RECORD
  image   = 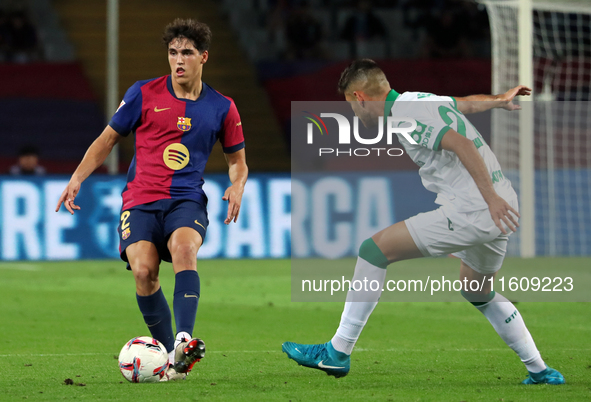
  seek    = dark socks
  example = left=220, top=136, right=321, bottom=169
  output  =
left=136, top=287, right=174, bottom=353
left=173, top=270, right=200, bottom=336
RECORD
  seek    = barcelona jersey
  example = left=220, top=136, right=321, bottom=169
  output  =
left=108, top=75, right=244, bottom=210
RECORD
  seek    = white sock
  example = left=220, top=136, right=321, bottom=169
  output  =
left=331, top=257, right=386, bottom=355
left=174, top=331, right=191, bottom=348
left=476, top=292, right=546, bottom=373
left=169, top=331, right=192, bottom=365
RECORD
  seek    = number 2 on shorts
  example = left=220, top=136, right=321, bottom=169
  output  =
left=121, top=211, right=131, bottom=230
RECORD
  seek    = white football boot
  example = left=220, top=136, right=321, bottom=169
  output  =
left=159, top=364, right=187, bottom=382
left=173, top=332, right=206, bottom=374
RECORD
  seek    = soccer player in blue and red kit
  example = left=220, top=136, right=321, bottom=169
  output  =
left=56, top=19, right=248, bottom=381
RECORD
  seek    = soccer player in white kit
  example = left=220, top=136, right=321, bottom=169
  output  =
left=282, top=59, right=565, bottom=385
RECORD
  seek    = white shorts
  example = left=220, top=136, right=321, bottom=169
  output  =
left=405, top=198, right=518, bottom=275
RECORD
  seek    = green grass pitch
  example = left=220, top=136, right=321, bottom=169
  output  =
left=0, top=258, right=590, bottom=401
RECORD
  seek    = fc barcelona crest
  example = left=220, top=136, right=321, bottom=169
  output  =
left=177, top=117, right=192, bottom=131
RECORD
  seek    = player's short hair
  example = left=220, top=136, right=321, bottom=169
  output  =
left=162, top=18, right=212, bottom=53
left=337, top=59, right=389, bottom=96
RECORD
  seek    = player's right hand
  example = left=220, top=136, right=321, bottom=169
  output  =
left=487, top=195, right=520, bottom=235
left=499, top=85, right=532, bottom=111
left=55, top=179, right=82, bottom=215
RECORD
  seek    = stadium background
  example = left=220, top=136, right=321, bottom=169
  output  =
left=0, top=0, right=499, bottom=261
left=1, top=1, right=590, bottom=400
left=1, top=0, right=588, bottom=259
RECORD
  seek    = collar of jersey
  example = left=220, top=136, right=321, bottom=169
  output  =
left=383, top=89, right=399, bottom=118
left=383, top=89, right=399, bottom=133
left=166, top=75, right=208, bottom=102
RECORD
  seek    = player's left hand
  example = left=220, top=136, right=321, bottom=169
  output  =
left=499, top=85, right=532, bottom=111
left=222, top=184, right=244, bottom=224
left=487, top=195, right=520, bottom=234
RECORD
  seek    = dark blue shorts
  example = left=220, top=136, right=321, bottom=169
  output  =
left=118, top=199, right=209, bottom=268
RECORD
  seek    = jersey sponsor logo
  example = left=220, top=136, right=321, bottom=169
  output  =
left=154, top=106, right=171, bottom=112
left=163, top=143, right=190, bottom=170
left=122, top=227, right=131, bottom=240
left=410, top=120, right=434, bottom=148
left=177, top=117, right=192, bottom=131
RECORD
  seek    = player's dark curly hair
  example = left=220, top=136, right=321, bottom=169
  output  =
left=162, top=18, right=212, bottom=53
left=337, top=59, right=385, bottom=95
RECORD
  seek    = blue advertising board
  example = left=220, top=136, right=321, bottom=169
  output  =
left=2, top=170, right=587, bottom=260
left=0, top=172, right=435, bottom=261
left=0, top=174, right=291, bottom=260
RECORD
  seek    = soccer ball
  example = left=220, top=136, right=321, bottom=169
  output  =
left=118, top=336, right=169, bottom=383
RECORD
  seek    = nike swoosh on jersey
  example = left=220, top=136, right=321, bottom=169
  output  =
left=318, top=360, right=345, bottom=369
left=154, top=107, right=171, bottom=112
left=236, top=122, right=242, bottom=126
left=194, top=220, right=205, bottom=229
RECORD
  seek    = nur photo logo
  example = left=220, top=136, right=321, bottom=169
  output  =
left=303, top=112, right=418, bottom=157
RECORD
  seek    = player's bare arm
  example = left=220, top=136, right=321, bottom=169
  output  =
left=55, top=125, right=122, bottom=215
left=455, top=85, right=532, bottom=114
left=222, top=148, right=248, bottom=224
left=440, top=129, right=520, bottom=234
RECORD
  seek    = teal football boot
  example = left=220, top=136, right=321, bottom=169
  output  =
left=522, top=367, right=565, bottom=385
left=282, top=341, right=350, bottom=378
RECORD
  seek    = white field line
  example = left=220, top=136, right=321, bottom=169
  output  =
left=0, top=263, right=41, bottom=271
left=1, top=348, right=589, bottom=357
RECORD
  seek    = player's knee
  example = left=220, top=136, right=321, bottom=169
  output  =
left=461, top=289, right=496, bottom=306
left=132, top=264, right=158, bottom=287
left=358, top=238, right=389, bottom=268
left=170, top=242, right=199, bottom=262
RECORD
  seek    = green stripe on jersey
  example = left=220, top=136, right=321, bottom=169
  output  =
left=433, top=126, right=452, bottom=151
left=383, top=89, right=400, bottom=139
left=383, top=89, right=399, bottom=119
